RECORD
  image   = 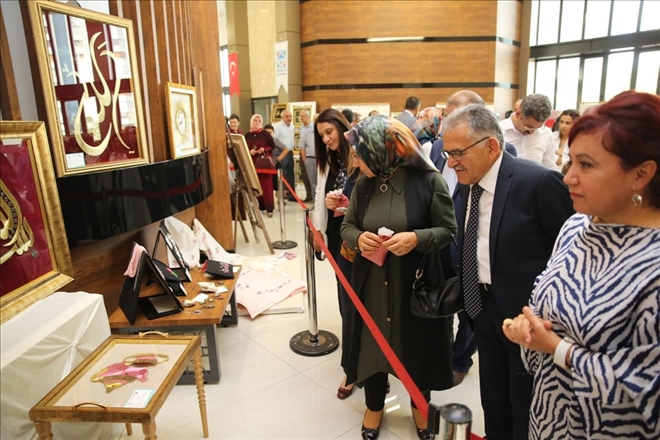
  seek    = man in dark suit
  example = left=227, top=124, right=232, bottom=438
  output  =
left=431, top=91, right=517, bottom=386
left=442, top=104, right=574, bottom=440
left=395, top=96, right=420, bottom=128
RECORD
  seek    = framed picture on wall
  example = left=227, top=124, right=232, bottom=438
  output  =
left=26, top=0, right=150, bottom=177
left=165, top=83, right=201, bottom=159
left=0, top=121, right=74, bottom=324
left=270, top=103, right=287, bottom=123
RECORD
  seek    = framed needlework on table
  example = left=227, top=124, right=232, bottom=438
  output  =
left=0, top=121, right=73, bottom=324
left=165, top=83, right=201, bottom=159
left=25, top=0, right=150, bottom=177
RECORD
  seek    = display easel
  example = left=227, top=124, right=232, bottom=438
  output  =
left=233, top=168, right=275, bottom=254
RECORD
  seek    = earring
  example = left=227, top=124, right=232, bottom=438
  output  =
left=632, top=194, right=642, bottom=207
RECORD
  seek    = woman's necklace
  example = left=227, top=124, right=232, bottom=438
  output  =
left=379, top=167, right=400, bottom=192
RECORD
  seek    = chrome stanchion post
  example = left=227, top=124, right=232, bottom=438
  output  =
left=289, top=209, right=339, bottom=356
left=428, top=403, right=472, bottom=439
left=272, top=168, right=297, bottom=249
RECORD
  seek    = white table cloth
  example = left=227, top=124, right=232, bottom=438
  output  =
left=1, top=291, right=113, bottom=440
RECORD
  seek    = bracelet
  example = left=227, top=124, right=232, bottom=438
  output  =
left=553, top=339, right=573, bottom=370
left=123, top=353, right=170, bottom=367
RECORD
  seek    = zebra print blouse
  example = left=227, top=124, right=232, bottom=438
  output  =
left=524, top=213, right=660, bottom=439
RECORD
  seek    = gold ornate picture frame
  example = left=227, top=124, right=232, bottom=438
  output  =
left=26, top=0, right=150, bottom=177
left=228, top=133, right=262, bottom=196
left=165, top=83, right=201, bottom=159
left=1, top=121, right=73, bottom=324
left=270, top=103, right=287, bottom=123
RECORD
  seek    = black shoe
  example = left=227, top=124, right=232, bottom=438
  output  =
left=453, top=371, right=467, bottom=386
left=303, top=197, right=313, bottom=202
left=361, top=410, right=383, bottom=440
left=416, top=428, right=435, bottom=440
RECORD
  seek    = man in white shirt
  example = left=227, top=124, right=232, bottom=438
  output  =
left=500, top=94, right=555, bottom=168
left=274, top=110, right=296, bottom=200
left=298, top=110, right=316, bottom=202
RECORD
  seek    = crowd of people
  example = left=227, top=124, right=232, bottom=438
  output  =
left=227, top=90, right=659, bottom=440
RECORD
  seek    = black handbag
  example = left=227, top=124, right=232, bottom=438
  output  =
left=410, top=251, right=464, bottom=318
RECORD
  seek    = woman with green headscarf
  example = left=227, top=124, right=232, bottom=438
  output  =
left=341, top=116, right=457, bottom=440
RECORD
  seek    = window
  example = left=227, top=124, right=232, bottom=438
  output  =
left=537, top=0, right=561, bottom=45
left=528, top=0, right=659, bottom=108
left=605, top=51, right=634, bottom=100
left=640, top=0, right=660, bottom=31
left=583, top=0, right=611, bottom=39
left=581, top=57, right=603, bottom=103
left=610, top=0, right=640, bottom=35
left=635, top=51, right=660, bottom=94
left=534, top=60, right=557, bottom=102
left=556, top=58, right=580, bottom=110
left=559, top=0, right=585, bottom=42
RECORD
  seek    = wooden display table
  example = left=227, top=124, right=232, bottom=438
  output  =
left=29, top=334, right=208, bottom=440
left=109, top=267, right=240, bottom=384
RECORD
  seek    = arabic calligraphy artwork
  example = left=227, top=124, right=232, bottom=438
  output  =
left=26, top=0, right=149, bottom=177
left=165, top=83, right=201, bottom=159
left=0, top=121, right=73, bottom=324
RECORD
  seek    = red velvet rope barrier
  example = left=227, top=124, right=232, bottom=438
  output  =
left=262, top=174, right=484, bottom=439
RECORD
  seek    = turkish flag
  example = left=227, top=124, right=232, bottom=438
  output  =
left=228, top=52, right=240, bottom=97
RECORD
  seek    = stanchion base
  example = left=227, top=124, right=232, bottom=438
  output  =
left=290, top=330, right=339, bottom=356
left=272, top=240, right=297, bottom=249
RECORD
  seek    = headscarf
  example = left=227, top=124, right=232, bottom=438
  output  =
left=249, top=114, right=263, bottom=133
left=411, top=107, right=444, bottom=145
left=344, top=115, right=438, bottom=178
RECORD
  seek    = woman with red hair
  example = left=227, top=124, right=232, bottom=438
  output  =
left=503, top=91, right=660, bottom=439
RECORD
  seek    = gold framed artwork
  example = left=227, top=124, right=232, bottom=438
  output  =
left=229, top=134, right=262, bottom=196
left=26, top=0, right=149, bottom=177
left=0, top=121, right=74, bottom=324
left=291, top=105, right=313, bottom=127
left=270, top=103, right=287, bottom=123
left=165, top=83, right=201, bottom=159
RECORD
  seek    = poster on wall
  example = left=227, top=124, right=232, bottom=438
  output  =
left=275, top=41, right=288, bottom=93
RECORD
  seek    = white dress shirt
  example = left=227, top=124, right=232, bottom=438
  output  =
left=465, top=152, right=503, bottom=285
left=500, top=116, right=555, bottom=168
left=274, top=120, right=295, bottom=150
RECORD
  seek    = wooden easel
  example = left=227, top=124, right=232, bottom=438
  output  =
left=233, top=169, right=275, bottom=254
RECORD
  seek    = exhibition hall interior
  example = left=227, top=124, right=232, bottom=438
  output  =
left=1, top=0, right=658, bottom=439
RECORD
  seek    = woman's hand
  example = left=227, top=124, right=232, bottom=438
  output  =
left=358, top=231, right=382, bottom=255
left=502, top=306, right=560, bottom=354
left=382, top=231, right=418, bottom=256
left=325, top=193, right=341, bottom=210
left=250, top=149, right=257, bottom=156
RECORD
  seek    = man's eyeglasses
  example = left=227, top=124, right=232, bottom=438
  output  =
left=440, top=136, right=489, bottom=160
left=522, top=123, right=543, bottom=131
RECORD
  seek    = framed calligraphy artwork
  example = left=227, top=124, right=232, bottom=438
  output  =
left=26, top=0, right=149, bottom=177
left=0, top=121, right=73, bottom=324
left=165, top=83, right=201, bottom=159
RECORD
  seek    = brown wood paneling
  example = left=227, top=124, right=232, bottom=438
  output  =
left=167, top=0, right=180, bottom=84
left=153, top=0, right=172, bottom=84
left=302, top=42, right=498, bottom=86
left=189, top=0, right=233, bottom=250
left=300, top=1, right=499, bottom=41
left=0, top=8, right=21, bottom=120
left=111, top=1, right=155, bottom=159
left=138, top=0, right=167, bottom=162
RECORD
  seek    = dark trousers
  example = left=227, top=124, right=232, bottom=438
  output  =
left=472, top=286, right=532, bottom=440
left=364, top=373, right=430, bottom=411
left=449, top=310, right=478, bottom=373
left=279, top=153, right=296, bottom=199
left=299, top=156, right=312, bottom=200
left=337, top=254, right=358, bottom=384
